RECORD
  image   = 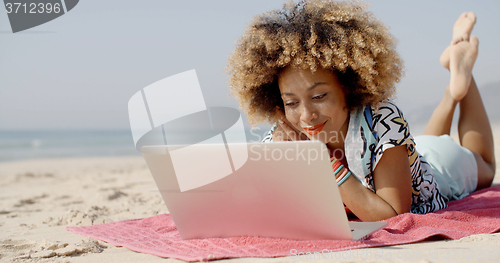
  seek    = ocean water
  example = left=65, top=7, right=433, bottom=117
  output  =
left=0, top=128, right=269, bottom=163
left=0, top=130, right=140, bottom=163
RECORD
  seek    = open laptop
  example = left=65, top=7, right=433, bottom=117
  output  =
left=141, top=140, right=387, bottom=240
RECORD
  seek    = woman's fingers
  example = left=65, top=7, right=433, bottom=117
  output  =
left=278, top=118, right=310, bottom=141
left=278, top=120, right=299, bottom=141
left=271, top=125, right=289, bottom=141
left=275, top=108, right=310, bottom=141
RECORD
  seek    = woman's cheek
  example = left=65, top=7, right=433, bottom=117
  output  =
left=285, top=110, right=301, bottom=128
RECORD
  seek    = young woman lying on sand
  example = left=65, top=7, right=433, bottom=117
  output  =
left=226, top=0, right=495, bottom=221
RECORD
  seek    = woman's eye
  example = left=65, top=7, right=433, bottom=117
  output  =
left=313, top=93, right=327, bottom=100
left=285, top=101, right=297, bottom=107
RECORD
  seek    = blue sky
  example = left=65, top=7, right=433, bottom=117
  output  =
left=1, top=0, right=499, bottom=131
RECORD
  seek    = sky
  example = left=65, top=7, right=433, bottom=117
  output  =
left=1, top=0, right=500, bottom=131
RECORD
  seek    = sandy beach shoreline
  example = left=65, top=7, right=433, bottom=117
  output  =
left=1, top=129, right=500, bottom=262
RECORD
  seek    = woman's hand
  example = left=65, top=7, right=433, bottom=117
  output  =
left=272, top=109, right=310, bottom=142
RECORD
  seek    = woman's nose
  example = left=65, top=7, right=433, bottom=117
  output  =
left=300, top=103, right=318, bottom=124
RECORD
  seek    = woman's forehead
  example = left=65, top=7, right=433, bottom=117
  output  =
left=278, top=66, right=341, bottom=93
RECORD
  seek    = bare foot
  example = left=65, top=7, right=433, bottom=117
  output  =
left=440, top=12, right=477, bottom=69
left=452, top=12, right=476, bottom=44
left=449, top=35, right=479, bottom=101
left=440, top=46, right=452, bottom=70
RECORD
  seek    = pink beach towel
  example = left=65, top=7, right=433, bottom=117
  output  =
left=67, top=185, right=500, bottom=262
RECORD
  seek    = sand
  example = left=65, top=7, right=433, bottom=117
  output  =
left=1, top=129, right=500, bottom=263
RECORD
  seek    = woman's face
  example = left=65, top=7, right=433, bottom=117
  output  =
left=278, top=66, right=350, bottom=149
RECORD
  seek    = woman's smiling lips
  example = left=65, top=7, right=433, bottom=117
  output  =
left=303, top=121, right=327, bottom=136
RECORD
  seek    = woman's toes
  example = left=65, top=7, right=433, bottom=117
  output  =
left=451, top=33, right=470, bottom=45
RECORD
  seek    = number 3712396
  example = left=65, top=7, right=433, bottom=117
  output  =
left=5, top=3, right=61, bottom=14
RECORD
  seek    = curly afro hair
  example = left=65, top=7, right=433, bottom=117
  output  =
left=226, top=0, right=404, bottom=126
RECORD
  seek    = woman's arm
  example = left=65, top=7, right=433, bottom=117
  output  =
left=339, top=145, right=413, bottom=221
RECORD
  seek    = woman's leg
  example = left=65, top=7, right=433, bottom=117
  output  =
left=422, top=87, right=456, bottom=136
left=424, top=13, right=495, bottom=190
left=424, top=12, right=477, bottom=136
left=458, top=75, right=495, bottom=190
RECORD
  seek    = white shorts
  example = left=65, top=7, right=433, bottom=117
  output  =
left=414, top=135, right=478, bottom=201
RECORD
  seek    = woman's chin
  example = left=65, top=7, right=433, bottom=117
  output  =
left=308, top=135, right=330, bottom=145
